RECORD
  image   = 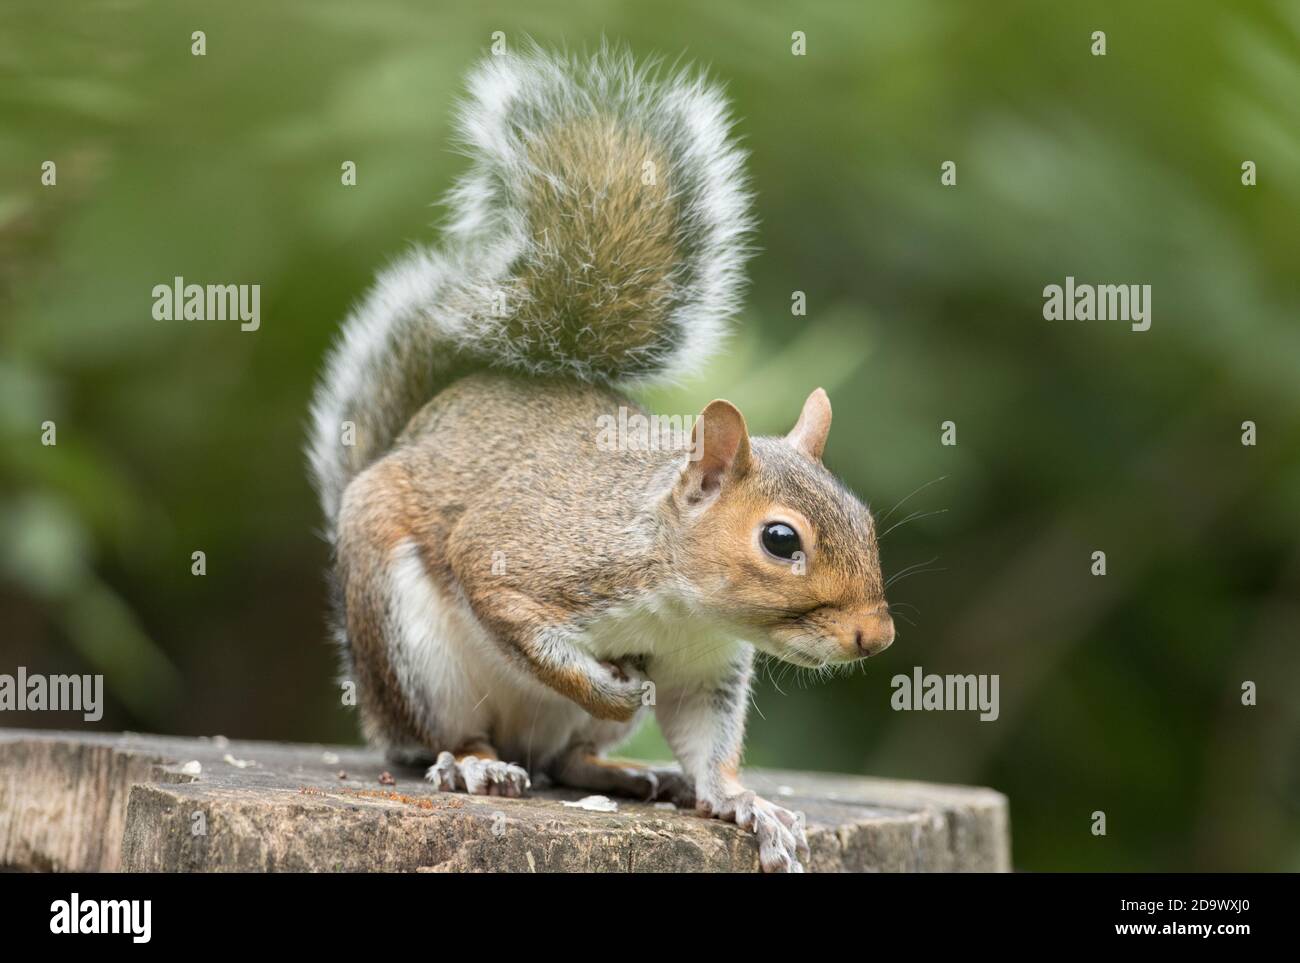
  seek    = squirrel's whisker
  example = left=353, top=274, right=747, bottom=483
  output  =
left=876, top=474, right=949, bottom=524
left=885, top=566, right=947, bottom=590
left=878, top=507, right=949, bottom=541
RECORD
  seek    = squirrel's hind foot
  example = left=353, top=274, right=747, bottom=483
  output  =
left=426, top=751, right=531, bottom=798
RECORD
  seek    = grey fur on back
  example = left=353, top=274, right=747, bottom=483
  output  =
left=307, top=44, right=754, bottom=532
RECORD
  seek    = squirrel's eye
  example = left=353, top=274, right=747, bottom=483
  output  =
left=761, top=522, right=802, bottom=561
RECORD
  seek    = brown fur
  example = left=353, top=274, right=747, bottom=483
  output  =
left=336, top=463, right=425, bottom=749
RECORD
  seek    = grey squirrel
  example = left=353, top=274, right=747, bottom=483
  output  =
left=307, top=45, right=893, bottom=873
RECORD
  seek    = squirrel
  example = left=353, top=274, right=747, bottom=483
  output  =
left=307, top=45, right=894, bottom=873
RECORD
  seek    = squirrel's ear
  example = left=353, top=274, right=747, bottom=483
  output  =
left=785, top=387, right=832, bottom=461
left=678, top=399, right=751, bottom=504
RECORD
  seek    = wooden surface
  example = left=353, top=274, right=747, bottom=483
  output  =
left=0, top=729, right=1011, bottom=872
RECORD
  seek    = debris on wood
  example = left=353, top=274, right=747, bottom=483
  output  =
left=562, top=794, right=618, bottom=813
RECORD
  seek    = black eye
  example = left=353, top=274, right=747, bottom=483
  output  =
left=761, top=522, right=802, bottom=561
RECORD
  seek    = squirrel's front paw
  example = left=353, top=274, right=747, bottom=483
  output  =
left=426, top=752, right=531, bottom=798
left=700, top=790, right=810, bottom=873
left=588, top=660, right=649, bottom=721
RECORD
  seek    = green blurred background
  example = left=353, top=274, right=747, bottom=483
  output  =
left=2, top=0, right=1298, bottom=870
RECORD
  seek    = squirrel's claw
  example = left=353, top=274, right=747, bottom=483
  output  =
left=701, top=790, right=810, bottom=873
left=426, top=752, right=531, bottom=798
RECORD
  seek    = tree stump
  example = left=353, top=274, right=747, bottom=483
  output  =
left=0, top=729, right=1010, bottom=872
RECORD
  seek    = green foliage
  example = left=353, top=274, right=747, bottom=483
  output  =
left=2, top=0, right=1297, bottom=870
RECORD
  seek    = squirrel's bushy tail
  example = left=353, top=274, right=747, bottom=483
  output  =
left=308, top=44, right=753, bottom=529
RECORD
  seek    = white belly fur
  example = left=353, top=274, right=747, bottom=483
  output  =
left=580, top=590, right=750, bottom=690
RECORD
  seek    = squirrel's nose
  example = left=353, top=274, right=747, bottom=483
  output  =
left=851, top=607, right=895, bottom=658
